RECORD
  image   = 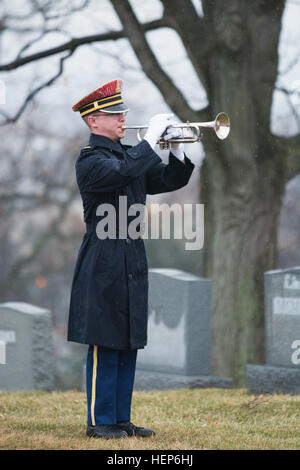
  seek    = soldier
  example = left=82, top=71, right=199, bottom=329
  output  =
left=68, top=79, right=195, bottom=439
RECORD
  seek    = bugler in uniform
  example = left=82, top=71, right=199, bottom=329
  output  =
left=68, top=79, right=195, bottom=439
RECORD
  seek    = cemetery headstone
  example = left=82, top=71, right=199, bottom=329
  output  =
left=134, top=268, right=232, bottom=390
left=246, top=267, right=300, bottom=394
left=0, top=302, right=54, bottom=390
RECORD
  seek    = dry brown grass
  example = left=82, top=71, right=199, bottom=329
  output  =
left=0, top=388, right=299, bottom=450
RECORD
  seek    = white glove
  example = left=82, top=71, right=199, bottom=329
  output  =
left=163, top=124, right=185, bottom=161
left=144, top=113, right=174, bottom=150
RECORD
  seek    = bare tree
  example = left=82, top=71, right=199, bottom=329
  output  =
left=0, top=114, right=84, bottom=308
left=1, top=0, right=300, bottom=384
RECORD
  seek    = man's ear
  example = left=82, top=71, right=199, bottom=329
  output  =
left=87, top=115, right=96, bottom=128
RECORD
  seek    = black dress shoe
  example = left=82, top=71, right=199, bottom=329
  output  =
left=86, top=424, right=128, bottom=439
left=117, top=421, right=156, bottom=437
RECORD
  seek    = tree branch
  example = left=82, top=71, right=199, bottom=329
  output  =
left=0, top=32, right=122, bottom=71
left=0, top=19, right=167, bottom=72
left=0, top=51, right=73, bottom=125
left=160, top=0, right=211, bottom=94
left=276, top=86, right=300, bottom=131
left=110, top=0, right=204, bottom=122
left=15, top=28, right=72, bottom=61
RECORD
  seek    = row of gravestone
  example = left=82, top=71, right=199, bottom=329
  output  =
left=246, top=268, right=300, bottom=393
left=0, top=267, right=300, bottom=393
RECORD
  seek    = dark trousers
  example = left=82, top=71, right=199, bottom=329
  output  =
left=86, top=345, right=137, bottom=426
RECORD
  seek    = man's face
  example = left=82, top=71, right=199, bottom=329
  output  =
left=88, top=112, right=126, bottom=141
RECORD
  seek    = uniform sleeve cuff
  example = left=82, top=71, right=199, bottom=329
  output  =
left=169, top=151, right=194, bottom=170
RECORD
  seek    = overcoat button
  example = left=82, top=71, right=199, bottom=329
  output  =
left=128, top=273, right=133, bottom=280
left=126, top=238, right=131, bottom=244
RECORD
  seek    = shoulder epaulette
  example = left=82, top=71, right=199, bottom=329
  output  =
left=81, top=145, right=96, bottom=153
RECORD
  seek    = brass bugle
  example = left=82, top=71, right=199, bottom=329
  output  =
left=123, top=112, right=230, bottom=149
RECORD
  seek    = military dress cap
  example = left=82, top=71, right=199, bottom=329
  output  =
left=72, top=79, right=129, bottom=117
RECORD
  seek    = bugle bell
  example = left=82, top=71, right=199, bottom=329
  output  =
left=123, top=112, right=230, bottom=149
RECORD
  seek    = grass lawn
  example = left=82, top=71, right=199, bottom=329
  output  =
left=0, top=388, right=299, bottom=450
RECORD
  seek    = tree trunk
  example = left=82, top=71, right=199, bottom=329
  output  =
left=201, top=137, right=286, bottom=384
left=200, top=0, right=286, bottom=384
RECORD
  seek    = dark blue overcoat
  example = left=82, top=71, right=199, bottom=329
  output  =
left=67, top=133, right=194, bottom=350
